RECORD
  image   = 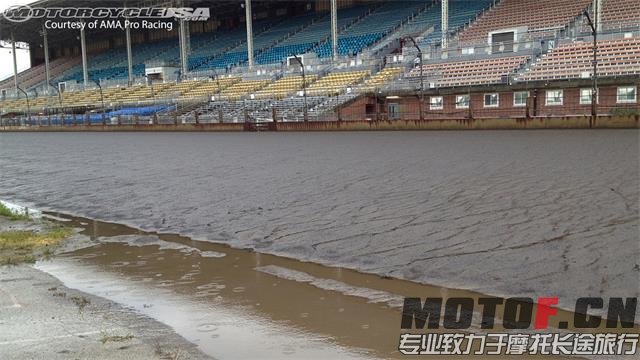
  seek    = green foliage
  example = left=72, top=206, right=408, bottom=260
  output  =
left=0, top=203, right=29, bottom=221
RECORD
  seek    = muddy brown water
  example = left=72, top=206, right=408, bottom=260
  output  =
left=32, top=212, right=628, bottom=359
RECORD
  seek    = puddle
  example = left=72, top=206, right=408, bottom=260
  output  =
left=33, top=212, right=623, bottom=359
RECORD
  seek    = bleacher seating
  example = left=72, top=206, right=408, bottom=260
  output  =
left=193, top=14, right=319, bottom=70
left=360, top=67, right=404, bottom=92
left=458, top=0, right=592, bottom=44
left=254, top=75, right=318, bottom=99
left=0, top=57, right=81, bottom=91
left=306, top=70, right=369, bottom=96
left=315, top=2, right=425, bottom=58
left=418, top=0, right=493, bottom=46
left=270, top=5, right=372, bottom=61
left=407, top=55, right=530, bottom=87
left=519, top=36, right=640, bottom=81
left=179, top=77, right=242, bottom=100
left=155, top=80, right=200, bottom=98
left=595, top=0, right=640, bottom=32
left=218, top=79, right=271, bottom=100
left=188, top=31, right=248, bottom=70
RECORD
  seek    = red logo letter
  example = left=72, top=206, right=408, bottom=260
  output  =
left=535, top=297, right=558, bottom=329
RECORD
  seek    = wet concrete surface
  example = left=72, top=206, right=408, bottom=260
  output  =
left=0, top=131, right=638, bottom=318
left=0, top=264, right=212, bottom=360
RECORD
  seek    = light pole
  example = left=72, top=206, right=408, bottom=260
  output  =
left=210, top=71, right=223, bottom=122
left=49, top=82, right=62, bottom=107
left=16, top=86, right=30, bottom=125
left=584, top=5, right=598, bottom=121
left=290, top=53, right=308, bottom=122
left=209, top=70, right=221, bottom=94
left=405, top=36, right=424, bottom=121
left=48, top=82, right=63, bottom=117
left=143, top=74, right=157, bottom=122
left=144, top=74, right=156, bottom=102
left=91, top=79, right=106, bottom=126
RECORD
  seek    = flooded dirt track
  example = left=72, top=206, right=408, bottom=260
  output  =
left=0, top=131, right=638, bottom=317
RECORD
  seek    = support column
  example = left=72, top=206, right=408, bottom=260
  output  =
left=11, top=31, right=18, bottom=92
left=80, top=22, right=89, bottom=87
left=245, top=0, right=254, bottom=68
left=184, top=20, right=190, bottom=54
left=331, top=0, right=338, bottom=61
left=441, top=0, right=449, bottom=51
left=179, top=20, right=188, bottom=75
left=594, top=0, right=602, bottom=33
left=42, top=26, right=51, bottom=95
left=126, top=23, right=133, bottom=85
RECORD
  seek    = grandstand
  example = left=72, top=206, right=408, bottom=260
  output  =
left=0, top=0, right=638, bottom=126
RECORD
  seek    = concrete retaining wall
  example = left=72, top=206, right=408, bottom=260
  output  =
left=1, top=116, right=638, bottom=132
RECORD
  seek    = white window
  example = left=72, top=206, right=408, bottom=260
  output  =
left=545, top=90, right=563, bottom=106
left=484, top=93, right=499, bottom=107
left=430, top=96, right=443, bottom=110
left=617, top=86, right=637, bottom=103
left=456, top=95, right=470, bottom=109
left=513, top=91, right=529, bottom=107
left=580, top=88, right=598, bottom=105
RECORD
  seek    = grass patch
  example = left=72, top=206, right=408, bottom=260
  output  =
left=0, top=226, right=72, bottom=265
left=0, top=202, right=30, bottom=221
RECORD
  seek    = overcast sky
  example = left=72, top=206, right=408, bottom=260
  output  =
left=1, top=0, right=34, bottom=81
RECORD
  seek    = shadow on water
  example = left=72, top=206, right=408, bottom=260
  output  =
left=34, top=212, right=619, bottom=359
